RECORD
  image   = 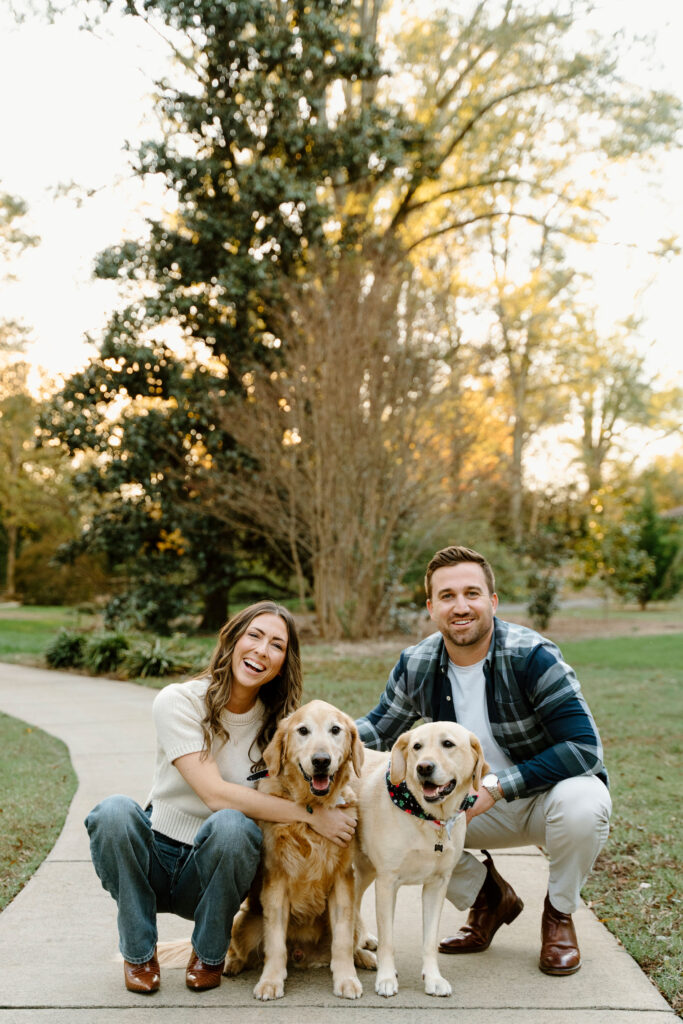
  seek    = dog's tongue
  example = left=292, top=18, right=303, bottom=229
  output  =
left=312, top=774, right=330, bottom=792
left=422, top=782, right=439, bottom=798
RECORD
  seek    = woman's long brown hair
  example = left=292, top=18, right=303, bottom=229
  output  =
left=200, top=601, right=302, bottom=766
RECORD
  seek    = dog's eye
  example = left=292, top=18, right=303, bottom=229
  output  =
left=442, top=739, right=455, bottom=748
left=297, top=726, right=309, bottom=736
left=412, top=742, right=422, bottom=751
left=330, top=725, right=341, bottom=735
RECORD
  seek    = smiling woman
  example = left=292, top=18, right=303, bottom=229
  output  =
left=83, top=600, right=358, bottom=995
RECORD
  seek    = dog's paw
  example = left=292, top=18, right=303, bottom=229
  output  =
left=223, top=954, right=245, bottom=977
left=424, top=973, right=452, bottom=997
left=253, top=977, right=285, bottom=1000
left=375, top=972, right=398, bottom=998
left=363, top=932, right=378, bottom=950
left=354, top=947, right=377, bottom=970
left=334, top=974, right=363, bottom=999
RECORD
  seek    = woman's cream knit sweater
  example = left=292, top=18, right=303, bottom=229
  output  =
left=146, top=677, right=264, bottom=845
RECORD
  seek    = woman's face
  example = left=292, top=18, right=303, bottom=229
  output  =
left=229, top=612, right=289, bottom=710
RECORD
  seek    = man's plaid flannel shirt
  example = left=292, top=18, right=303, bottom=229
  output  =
left=356, top=617, right=608, bottom=801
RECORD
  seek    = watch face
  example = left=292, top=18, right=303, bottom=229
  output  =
left=482, top=773, right=498, bottom=788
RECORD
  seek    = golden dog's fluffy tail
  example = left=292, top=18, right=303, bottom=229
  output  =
left=157, top=938, right=193, bottom=967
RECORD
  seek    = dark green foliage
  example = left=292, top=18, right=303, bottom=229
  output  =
left=44, top=629, right=86, bottom=668
left=580, top=487, right=683, bottom=608
left=629, top=487, right=683, bottom=607
left=103, top=580, right=194, bottom=635
left=526, top=570, right=560, bottom=631
left=82, top=632, right=129, bottom=674
left=522, top=521, right=571, bottom=630
left=123, top=637, right=201, bottom=679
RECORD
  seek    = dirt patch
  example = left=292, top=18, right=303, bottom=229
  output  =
left=505, top=613, right=682, bottom=643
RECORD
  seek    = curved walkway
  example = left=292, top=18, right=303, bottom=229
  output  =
left=0, top=662, right=677, bottom=1023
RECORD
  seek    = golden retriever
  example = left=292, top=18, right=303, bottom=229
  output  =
left=353, top=722, right=488, bottom=998
left=223, top=699, right=367, bottom=1000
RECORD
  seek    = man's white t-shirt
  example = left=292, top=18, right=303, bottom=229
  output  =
left=447, top=657, right=513, bottom=773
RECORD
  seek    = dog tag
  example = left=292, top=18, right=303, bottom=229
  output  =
left=434, top=842, right=443, bottom=852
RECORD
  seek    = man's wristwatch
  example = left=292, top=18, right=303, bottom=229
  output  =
left=481, top=772, right=504, bottom=803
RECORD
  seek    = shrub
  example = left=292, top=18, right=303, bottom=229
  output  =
left=527, top=571, right=560, bottom=631
left=123, top=638, right=196, bottom=679
left=45, top=629, right=86, bottom=669
left=104, top=584, right=193, bottom=636
left=83, top=633, right=129, bottom=675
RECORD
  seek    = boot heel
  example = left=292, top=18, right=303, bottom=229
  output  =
left=504, top=898, right=524, bottom=925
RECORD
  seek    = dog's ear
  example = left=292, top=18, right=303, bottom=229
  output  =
left=262, top=719, right=288, bottom=777
left=469, top=732, right=489, bottom=791
left=348, top=720, right=365, bottom=778
left=389, top=732, right=410, bottom=785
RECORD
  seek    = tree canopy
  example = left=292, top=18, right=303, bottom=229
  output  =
left=41, top=0, right=683, bottom=635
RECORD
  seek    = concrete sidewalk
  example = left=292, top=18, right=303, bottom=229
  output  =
left=0, top=662, right=677, bottom=1023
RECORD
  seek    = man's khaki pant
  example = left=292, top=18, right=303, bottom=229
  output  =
left=446, top=775, right=612, bottom=915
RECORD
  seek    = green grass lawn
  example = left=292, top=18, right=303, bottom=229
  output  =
left=0, top=712, right=77, bottom=911
left=0, top=606, right=681, bottom=1013
left=0, top=605, right=95, bottom=661
left=561, top=634, right=682, bottom=1015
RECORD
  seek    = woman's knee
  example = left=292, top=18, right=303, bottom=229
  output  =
left=85, top=795, right=145, bottom=839
left=195, top=809, right=262, bottom=861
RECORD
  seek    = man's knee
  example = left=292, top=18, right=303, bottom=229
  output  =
left=545, top=776, right=611, bottom=843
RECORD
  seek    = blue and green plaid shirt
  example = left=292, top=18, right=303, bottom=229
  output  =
left=356, top=617, right=608, bottom=801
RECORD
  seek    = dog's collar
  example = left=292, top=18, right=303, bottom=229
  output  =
left=385, top=767, right=475, bottom=840
left=247, top=768, right=269, bottom=781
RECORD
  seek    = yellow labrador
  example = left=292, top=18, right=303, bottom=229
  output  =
left=225, top=699, right=365, bottom=1000
left=353, top=722, right=488, bottom=997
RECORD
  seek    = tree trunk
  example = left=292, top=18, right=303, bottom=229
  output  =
left=4, top=521, right=17, bottom=599
left=199, top=584, right=229, bottom=632
left=510, top=411, right=525, bottom=548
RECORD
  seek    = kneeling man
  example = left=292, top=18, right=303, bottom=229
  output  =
left=356, top=545, right=611, bottom=975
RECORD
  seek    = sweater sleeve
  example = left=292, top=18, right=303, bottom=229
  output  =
left=152, top=682, right=207, bottom=763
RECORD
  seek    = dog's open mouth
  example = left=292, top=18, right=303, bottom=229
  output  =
left=299, top=764, right=335, bottom=796
left=421, top=779, right=456, bottom=803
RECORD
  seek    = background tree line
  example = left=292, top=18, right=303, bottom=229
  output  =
left=1, top=0, right=682, bottom=638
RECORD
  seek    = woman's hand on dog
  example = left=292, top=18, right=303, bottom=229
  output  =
left=308, top=805, right=357, bottom=847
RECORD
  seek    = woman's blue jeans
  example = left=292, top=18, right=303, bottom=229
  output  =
left=84, top=795, right=262, bottom=966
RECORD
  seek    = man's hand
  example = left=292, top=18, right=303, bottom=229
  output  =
left=464, top=782, right=501, bottom=825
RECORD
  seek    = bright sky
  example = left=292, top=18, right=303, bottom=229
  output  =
left=1, top=0, right=682, bottom=407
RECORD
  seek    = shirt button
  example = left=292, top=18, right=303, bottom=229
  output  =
left=446, top=696, right=451, bottom=701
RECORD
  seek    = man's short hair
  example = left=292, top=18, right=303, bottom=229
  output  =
left=424, top=545, right=496, bottom=599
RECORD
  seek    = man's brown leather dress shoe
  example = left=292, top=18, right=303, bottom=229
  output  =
left=439, top=850, right=524, bottom=954
left=123, top=951, right=160, bottom=993
left=539, top=893, right=581, bottom=975
left=186, top=950, right=225, bottom=990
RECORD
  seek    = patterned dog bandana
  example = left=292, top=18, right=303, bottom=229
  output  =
left=385, top=767, right=476, bottom=834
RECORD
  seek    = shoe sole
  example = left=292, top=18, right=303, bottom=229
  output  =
left=539, top=961, right=582, bottom=976
left=439, top=897, right=524, bottom=954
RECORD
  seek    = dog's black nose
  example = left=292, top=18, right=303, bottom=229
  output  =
left=311, top=753, right=331, bottom=773
left=416, top=760, right=435, bottom=778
